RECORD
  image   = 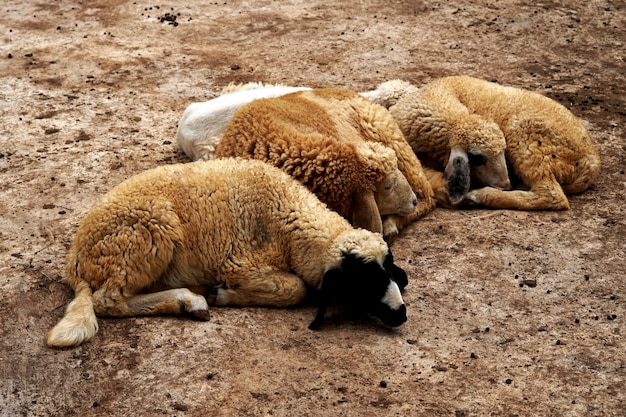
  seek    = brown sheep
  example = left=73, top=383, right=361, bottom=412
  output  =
left=364, top=76, right=601, bottom=210
left=176, top=83, right=312, bottom=161
left=216, top=88, right=435, bottom=237
left=46, top=158, right=409, bottom=348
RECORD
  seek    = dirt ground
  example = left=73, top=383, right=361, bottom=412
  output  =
left=1, top=0, right=624, bottom=415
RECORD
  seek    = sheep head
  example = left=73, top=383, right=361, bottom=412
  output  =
left=351, top=142, right=417, bottom=231
left=374, top=169, right=418, bottom=216
left=446, top=116, right=511, bottom=203
left=309, top=230, right=408, bottom=330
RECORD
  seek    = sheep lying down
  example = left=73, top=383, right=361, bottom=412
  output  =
left=46, top=158, right=408, bottom=348
left=176, top=83, right=312, bottom=161
left=216, top=88, right=435, bottom=237
left=364, top=76, right=601, bottom=210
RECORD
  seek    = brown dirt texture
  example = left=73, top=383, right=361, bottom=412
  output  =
left=1, top=1, right=625, bottom=416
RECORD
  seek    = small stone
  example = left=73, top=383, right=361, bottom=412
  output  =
left=173, top=402, right=188, bottom=412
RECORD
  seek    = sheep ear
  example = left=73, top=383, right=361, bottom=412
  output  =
left=352, top=193, right=383, bottom=233
left=309, top=268, right=343, bottom=330
left=384, top=251, right=408, bottom=292
left=444, top=148, right=470, bottom=204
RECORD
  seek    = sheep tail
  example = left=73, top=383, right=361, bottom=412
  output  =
left=46, top=280, right=99, bottom=348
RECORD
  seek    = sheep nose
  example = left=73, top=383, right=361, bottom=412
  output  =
left=412, top=193, right=418, bottom=206
left=384, top=304, right=407, bottom=327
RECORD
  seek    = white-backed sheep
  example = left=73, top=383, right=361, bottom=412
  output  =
left=216, top=88, right=435, bottom=236
left=176, top=83, right=312, bottom=161
left=46, top=158, right=408, bottom=348
left=364, top=76, right=601, bottom=210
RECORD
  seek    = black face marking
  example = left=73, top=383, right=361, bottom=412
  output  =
left=309, top=253, right=407, bottom=330
left=468, top=152, right=486, bottom=166
left=384, top=250, right=408, bottom=292
left=446, top=156, right=470, bottom=204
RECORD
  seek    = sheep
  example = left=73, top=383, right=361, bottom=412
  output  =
left=176, top=83, right=312, bottom=161
left=215, top=87, right=435, bottom=236
left=46, top=158, right=409, bottom=348
left=363, top=76, right=601, bottom=210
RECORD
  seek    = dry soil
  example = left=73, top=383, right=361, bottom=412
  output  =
left=0, top=1, right=625, bottom=416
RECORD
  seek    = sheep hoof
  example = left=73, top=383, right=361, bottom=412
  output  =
left=382, top=217, right=399, bottom=240
left=308, top=318, right=323, bottom=331
left=308, top=305, right=327, bottom=330
left=464, top=190, right=480, bottom=204
left=189, top=308, right=211, bottom=321
left=184, top=291, right=210, bottom=320
left=384, top=231, right=399, bottom=243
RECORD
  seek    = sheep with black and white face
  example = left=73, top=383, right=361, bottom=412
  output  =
left=363, top=76, right=601, bottom=210
left=46, top=158, right=408, bottom=348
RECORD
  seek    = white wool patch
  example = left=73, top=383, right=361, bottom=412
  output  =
left=335, top=229, right=387, bottom=265
left=381, top=281, right=404, bottom=310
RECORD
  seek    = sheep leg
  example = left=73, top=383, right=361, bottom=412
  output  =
left=352, top=193, right=383, bottom=234
left=211, top=269, right=308, bottom=307
left=422, top=167, right=458, bottom=208
left=465, top=182, right=569, bottom=210
left=382, top=214, right=417, bottom=239
left=92, top=287, right=210, bottom=320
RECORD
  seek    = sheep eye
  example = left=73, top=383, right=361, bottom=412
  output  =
left=384, top=178, right=397, bottom=191
left=468, top=152, right=486, bottom=166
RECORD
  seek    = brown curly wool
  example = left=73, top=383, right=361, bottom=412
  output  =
left=217, top=88, right=434, bottom=235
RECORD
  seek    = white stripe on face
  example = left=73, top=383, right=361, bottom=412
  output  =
left=381, top=281, right=404, bottom=310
